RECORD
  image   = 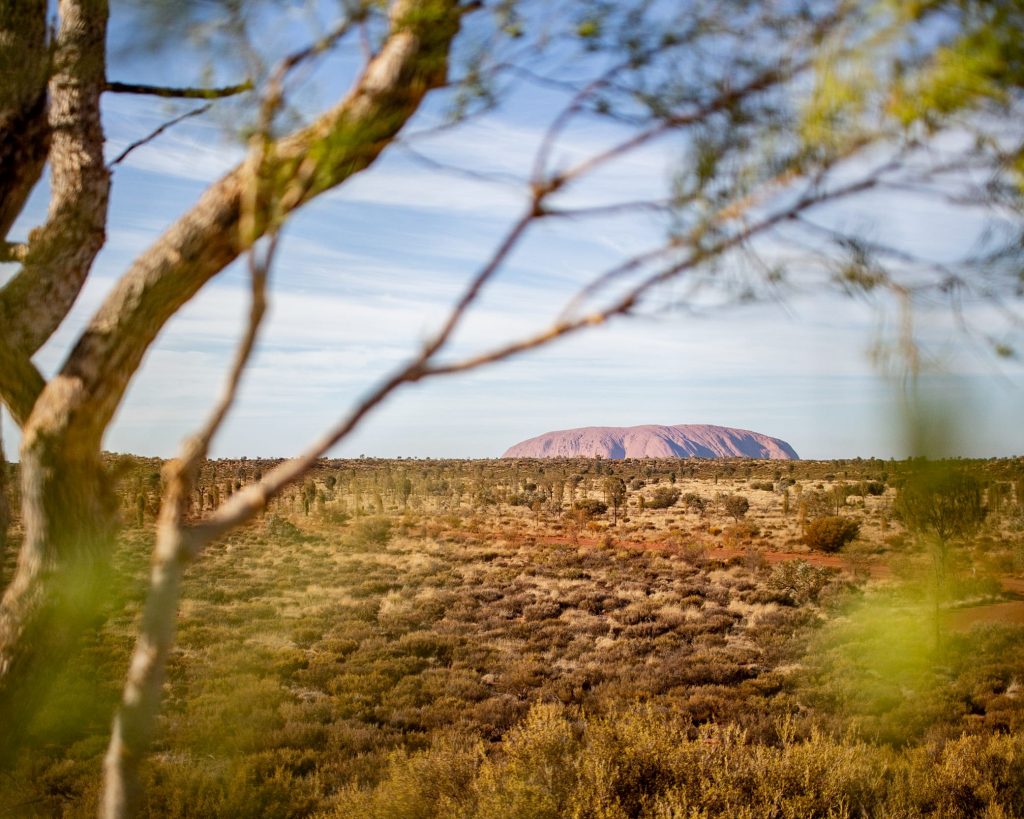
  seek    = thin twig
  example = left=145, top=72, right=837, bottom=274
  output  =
left=108, top=104, right=212, bottom=169
left=530, top=59, right=631, bottom=187
left=555, top=62, right=798, bottom=189
left=394, top=142, right=525, bottom=187
left=423, top=205, right=540, bottom=359
left=543, top=198, right=678, bottom=220
left=559, top=133, right=885, bottom=321
left=105, top=80, right=252, bottom=99
left=269, top=17, right=356, bottom=93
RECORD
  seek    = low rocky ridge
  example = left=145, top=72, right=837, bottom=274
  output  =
left=502, top=424, right=799, bottom=460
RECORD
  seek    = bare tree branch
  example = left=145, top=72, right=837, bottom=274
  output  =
left=105, top=80, right=252, bottom=99
left=427, top=177, right=883, bottom=380
left=267, top=16, right=356, bottom=86
left=185, top=213, right=538, bottom=545
left=0, top=350, right=45, bottom=427
left=543, top=197, right=678, bottom=220
left=186, top=204, right=549, bottom=546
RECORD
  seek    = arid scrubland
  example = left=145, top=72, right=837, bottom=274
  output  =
left=2, top=455, right=1024, bottom=816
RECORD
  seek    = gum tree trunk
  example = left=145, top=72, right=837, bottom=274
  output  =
left=0, top=0, right=112, bottom=764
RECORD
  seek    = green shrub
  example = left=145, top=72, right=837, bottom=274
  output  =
left=572, top=498, right=607, bottom=518
left=767, top=559, right=835, bottom=604
left=647, top=487, right=681, bottom=509
left=317, top=732, right=484, bottom=819
left=319, top=506, right=351, bottom=525
left=682, top=492, right=707, bottom=515
left=803, top=515, right=859, bottom=552
left=264, top=514, right=304, bottom=542
left=337, top=703, right=1024, bottom=818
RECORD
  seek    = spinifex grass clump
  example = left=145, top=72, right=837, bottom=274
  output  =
left=341, top=701, right=1024, bottom=818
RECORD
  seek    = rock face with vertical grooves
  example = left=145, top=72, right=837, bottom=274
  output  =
left=502, top=424, right=799, bottom=460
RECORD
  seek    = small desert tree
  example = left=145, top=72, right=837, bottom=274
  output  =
left=603, top=477, right=627, bottom=526
left=723, top=495, right=750, bottom=522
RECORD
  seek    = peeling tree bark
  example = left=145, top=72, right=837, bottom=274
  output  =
left=0, top=0, right=50, bottom=240
left=0, top=0, right=111, bottom=358
left=0, top=422, right=8, bottom=583
left=0, top=0, right=52, bottom=436
left=0, top=0, right=110, bottom=427
left=0, top=0, right=115, bottom=764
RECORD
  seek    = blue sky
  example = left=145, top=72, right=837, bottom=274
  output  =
left=2, top=7, right=1023, bottom=460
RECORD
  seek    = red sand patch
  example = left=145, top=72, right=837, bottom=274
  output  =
left=947, top=601, right=1024, bottom=631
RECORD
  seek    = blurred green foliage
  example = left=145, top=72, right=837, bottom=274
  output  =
left=895, top=463, right=987, bottom=542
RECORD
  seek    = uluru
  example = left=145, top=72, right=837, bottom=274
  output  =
left=502, top=424, right=799, bottom=460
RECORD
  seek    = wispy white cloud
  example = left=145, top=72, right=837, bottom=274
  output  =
left=4, top=75, right=1019, bottom=461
